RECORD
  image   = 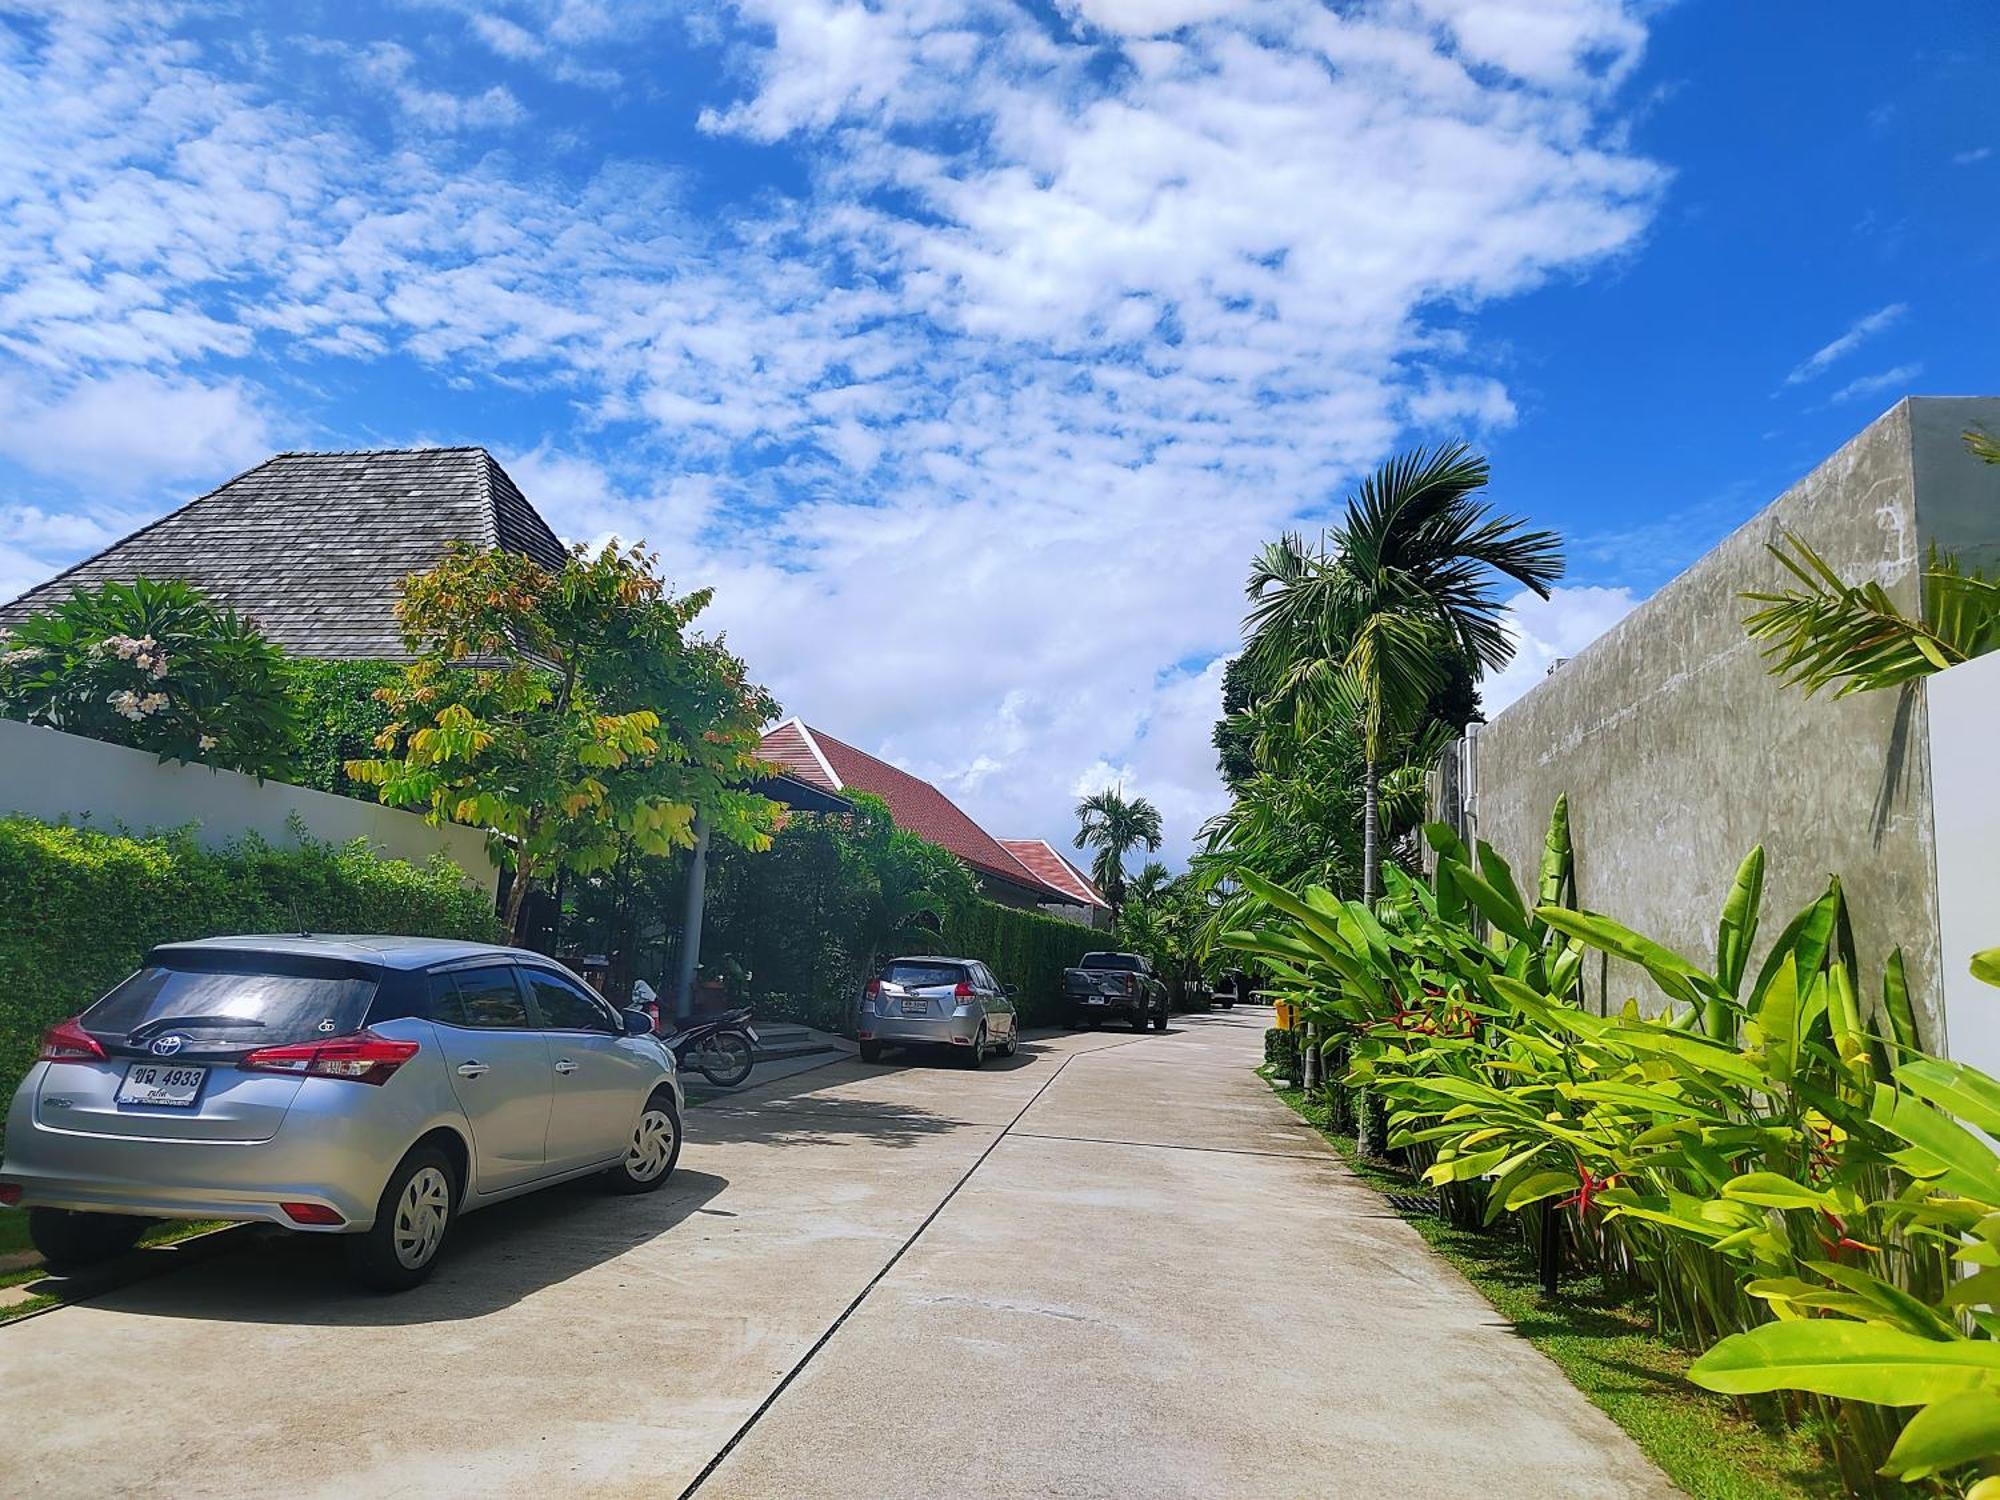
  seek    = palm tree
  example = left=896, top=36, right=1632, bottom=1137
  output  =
left=1073, top=787, right=1164, bottom=917
left=1243, top=444, right=1561, bottom=904
left=1128, top=860, right=1174, bottom=907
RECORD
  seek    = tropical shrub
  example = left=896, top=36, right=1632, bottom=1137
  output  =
left=350, top=541, right=782, bottom=942
left=0, top=816, right=499, bottom=1120
left=0, top=577, right=296, bottom=776
left=1224, top=804, right=2000, bottom=1492
left=286, top=658, right=399, bottom=798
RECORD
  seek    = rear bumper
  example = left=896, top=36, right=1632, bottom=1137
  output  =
left=0, top=1066, right=446, bottom=1232
left=856, top=1011, right=983, bottom=1047
left=1065, top=993, right=1145, bottom=1018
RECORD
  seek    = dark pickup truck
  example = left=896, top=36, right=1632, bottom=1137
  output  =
left=1061, top=951, right=1168, bottom=1032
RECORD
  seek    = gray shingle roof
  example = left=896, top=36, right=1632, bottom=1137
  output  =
left=0, top=448, right=568, bottom=660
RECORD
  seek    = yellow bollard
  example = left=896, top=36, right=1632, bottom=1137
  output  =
left=1274, top=999, right=1294, bottom=1031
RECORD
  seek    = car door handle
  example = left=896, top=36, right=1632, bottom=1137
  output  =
left=456, top=1062, right=489, bottom=1079
left=554, top=1059, right=578, bottom=1075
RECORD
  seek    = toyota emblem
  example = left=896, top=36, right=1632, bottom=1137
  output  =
left=150, top=1034, right=186, bottom=1057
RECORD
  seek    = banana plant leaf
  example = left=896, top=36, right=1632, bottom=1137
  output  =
left=1689, top=1319, right=2000, bottom=1404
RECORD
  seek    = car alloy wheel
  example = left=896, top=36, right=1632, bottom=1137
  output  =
left=393, top=1165, right=451, bottom=1271
left=627, top=1106, right=678, bottom=1183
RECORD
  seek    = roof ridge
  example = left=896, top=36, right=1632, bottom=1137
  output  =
left=786, top=719, right=845, bottom=791
left=473, top=449, right=502, bottom=550
left=0, top=453, right=288, bottom=616
left=805, top=727, right=1075, bottom=902
left=271, top=445, right=493, bottom=458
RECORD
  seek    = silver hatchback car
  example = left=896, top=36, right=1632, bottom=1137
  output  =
left=857, top=955, right=1020, bottom=1067
left=0, top=935, right=684, bottom=1291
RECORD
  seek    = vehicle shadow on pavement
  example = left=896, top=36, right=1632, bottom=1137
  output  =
left=56, top=1168, right=729, bottom=1327
left=692, top=1095, right=969, bottom=1150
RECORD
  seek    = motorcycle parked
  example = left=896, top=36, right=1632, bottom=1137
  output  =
left=629, top=980, right=759, bottom=1088
left=660, top=1006, right=760, bottom=1088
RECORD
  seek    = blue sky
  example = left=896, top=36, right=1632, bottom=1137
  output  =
left=1, top=1, right=1993, bottom=861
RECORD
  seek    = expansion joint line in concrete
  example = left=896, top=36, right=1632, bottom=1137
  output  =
left=673, top=1034, right=1150, bottom=1499
left=1007, top=1129, right=1336, bottom=1163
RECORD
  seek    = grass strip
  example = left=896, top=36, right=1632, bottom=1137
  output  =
left=1263, top=1071, right=1842, bottom=1500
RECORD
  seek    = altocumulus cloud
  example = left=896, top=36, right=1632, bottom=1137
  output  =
left=0, top=0, right=1664, bottom=858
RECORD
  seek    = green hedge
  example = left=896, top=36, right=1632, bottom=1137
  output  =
left=891, top=899, right=1102, bottom=1028
left=0, top=818, right=500, bottom=1118
left=1264, top=1026, right=1300, bottom=1085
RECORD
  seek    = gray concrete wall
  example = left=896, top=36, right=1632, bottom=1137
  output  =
left=1929, top=647, right=2000, bottom=1075
left=0, top=717, right=499, bottom=894
left=1455, top=397, right=2000, bottom=1045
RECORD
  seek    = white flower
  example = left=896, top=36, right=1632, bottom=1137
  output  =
left=104, top=634, right=145, bottom=660
left=0, top=646, right=42, bottom=667
left=108, top=689, right=144, bottom=720
left=197, top=734, right=218, bottom=752
left=138, top=692, right=168, bottom=715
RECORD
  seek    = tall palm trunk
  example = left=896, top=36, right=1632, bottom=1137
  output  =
left=1360, top=753, right=1381, bottom=905
left=1355, top=752, right=1385, bottom=1156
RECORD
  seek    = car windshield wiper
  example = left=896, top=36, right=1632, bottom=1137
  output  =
left=126, top=1015, right=268, bottom=1042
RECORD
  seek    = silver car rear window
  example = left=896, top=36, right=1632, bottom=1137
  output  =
left=84, top=961, right=378, bottom=1049
left=881, top=961, right=965, bottom=988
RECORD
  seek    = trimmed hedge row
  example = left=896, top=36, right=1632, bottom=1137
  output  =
left=891, top=898, right=1102, bottom=1028
left=0, top=818, right=500, bottom=1118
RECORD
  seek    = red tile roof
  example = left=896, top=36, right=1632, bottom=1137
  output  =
left=756, top=720, right=1072, bottom=903
left=1000, top=839, right=1110, bottom=910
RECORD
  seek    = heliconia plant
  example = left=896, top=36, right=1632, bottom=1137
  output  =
left=1226, top=803, right=2000, bottom=1494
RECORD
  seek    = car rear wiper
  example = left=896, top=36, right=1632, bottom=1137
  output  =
left=126, top=1015, right=268, bottom=1042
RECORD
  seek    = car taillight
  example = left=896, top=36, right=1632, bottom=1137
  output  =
left=0, top=1183, right=21, bottom=1207
left=280, top=1202, right=344, bottom=1226
left=242, top=1030, right=419, bottom=1085
left=953, top=981, right=975, bottom=999
left=864, top=978, right=881, bottom=999
left=38, top=1017, right=105, bottom=1062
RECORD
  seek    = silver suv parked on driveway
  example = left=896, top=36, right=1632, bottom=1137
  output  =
left=0, top=935, right=684, bottom=1291
left=857, top=956, right=1019, bottom=1067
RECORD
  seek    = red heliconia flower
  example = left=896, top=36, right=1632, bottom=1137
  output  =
left=1815, top=1209, right=1877, bottom=1260
left=1557, top=1163, right=1619, bottom=1216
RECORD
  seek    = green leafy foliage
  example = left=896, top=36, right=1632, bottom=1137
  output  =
left=349, top=541, right=781, bottom=941
left=285, top=658, right=400, bottom=798
left=1225, top=804, right=2000, bottom=1492
left=0, top=577, right=296, bottom=776
left=0, top=816, right=498, bottom=1119
left=1743, top=532, right=2000, bottom=698
left=700, top=795, right=983, bottom=1031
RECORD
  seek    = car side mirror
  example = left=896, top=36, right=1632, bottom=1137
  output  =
left=1005, top=985, right=1018, bottom=997
left=622, top=1008, right=654, bottom=1036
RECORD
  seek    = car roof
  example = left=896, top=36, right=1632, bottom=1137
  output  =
left=145, top=934, right=547, bottom=972
left=883, top=955, right=974, bottom=966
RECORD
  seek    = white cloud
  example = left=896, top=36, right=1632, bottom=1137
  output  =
left=1830, top=362, right=1923, bottom=406
left=0, top=371, right=273, bottom=492
left=1953, top=146, right=1992, bottom=166
left=0, top=0, right=1666, bottom=858
left=1782, top=302, right=1908, bottom=387
left=1478, top=583, right=1638, bottom=716
left=349, top=41, right=528, bottom=131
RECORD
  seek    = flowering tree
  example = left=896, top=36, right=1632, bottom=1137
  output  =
left=348, top=541, right=782, bottom=943
left=0, top=577, right=295, bottom=775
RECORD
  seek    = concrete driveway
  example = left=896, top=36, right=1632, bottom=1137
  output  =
left=2, top=1010, right=1672, bottom=1499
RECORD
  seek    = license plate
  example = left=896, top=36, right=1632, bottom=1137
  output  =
left=1085, top=996, right=1106, bottom=1005
left=117, top=1063, right=207, bottom=1108
left=745, top=1027, right=760, bottom=1043
left=901, top=998, right=929, bottom=1015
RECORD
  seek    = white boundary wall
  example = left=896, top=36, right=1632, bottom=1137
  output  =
left=1929, top=650, right=2000, bottom=1077
left=0, top=718, right=498, bottom=895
